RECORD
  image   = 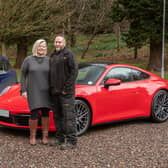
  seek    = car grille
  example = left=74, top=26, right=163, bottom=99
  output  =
left=0, top=116, right=13, bottom=123
left=0, top=114, right=42, bottom=127
left=13, top=114, right=30, bottom=126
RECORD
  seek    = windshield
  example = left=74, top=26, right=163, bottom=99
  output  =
left=0, top=62, right=9, bottom=74
left=76, top=65, right=105, bottom=85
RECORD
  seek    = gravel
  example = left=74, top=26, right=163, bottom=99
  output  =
left=0, top=119, right=168, bottom=168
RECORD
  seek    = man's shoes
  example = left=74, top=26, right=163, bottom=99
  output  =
left=60, top=143, right=77, bottom=150
left=49, top=139, right=63, bottom=146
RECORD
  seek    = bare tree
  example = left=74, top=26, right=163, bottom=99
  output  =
left=78, top=0, right=114, bottom=59
left=0, top=0, right=62, bottom=68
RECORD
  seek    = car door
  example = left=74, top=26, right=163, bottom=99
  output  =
left=94, top=66, right=150, bottom=123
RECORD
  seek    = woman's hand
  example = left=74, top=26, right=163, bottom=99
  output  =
left=62, top=91, right=67, bottom=95
left=22, top=92, right=27, bottom=99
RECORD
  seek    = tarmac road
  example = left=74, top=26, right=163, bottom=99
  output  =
left=0, top=119, right=168, bottom=168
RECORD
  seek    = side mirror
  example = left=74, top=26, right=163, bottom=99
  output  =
left=104, top=78, right=121, bottom=89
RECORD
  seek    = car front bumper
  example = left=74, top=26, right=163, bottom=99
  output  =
left=0, top=111, right=56, bottom=131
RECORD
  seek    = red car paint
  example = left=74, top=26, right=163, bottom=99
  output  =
left=0, top=63, right=168, bottom=135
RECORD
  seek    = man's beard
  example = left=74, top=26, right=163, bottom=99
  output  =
left=56, top=47, right=64, bottom=51
left=56, top=47, right=61, bottom=51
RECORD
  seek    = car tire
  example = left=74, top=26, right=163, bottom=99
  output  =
left=75, top=99, right=91, bottom=136
left=151, top=90, right=168, bottom=123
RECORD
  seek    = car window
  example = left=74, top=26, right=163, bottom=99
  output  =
left=101, top=67, right=149, bottom=84
left=0, top=62, right=9, bottom=72
left=130, top=68, right=149, bottom=81
left=76, top=65, right=105, bottom=85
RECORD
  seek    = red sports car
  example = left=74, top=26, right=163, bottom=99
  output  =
left=0, top=63, right=168, bottom=135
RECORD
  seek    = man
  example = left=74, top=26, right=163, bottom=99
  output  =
left=49, top=35, right=78, bottom=150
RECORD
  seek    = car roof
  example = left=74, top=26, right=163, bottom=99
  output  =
left=79, top=62, right=113, bottom=68
left=0, top=56, right=9, bottom=63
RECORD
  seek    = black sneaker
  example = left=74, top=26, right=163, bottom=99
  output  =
left=60, top=143, right=77, bottom=150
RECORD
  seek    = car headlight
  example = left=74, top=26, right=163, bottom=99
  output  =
left=0, top=86, right=11, bottom=96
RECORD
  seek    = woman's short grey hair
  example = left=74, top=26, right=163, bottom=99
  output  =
left=32, top=39, right=47, bottom=56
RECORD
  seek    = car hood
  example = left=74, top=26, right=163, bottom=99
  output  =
left=75, top=84, right=97, bottom=97
left=0, top=96, right=29, bottom=112
left=0, top=84, right=29, bottom=112
left=0, top=84, right=96, bottom=112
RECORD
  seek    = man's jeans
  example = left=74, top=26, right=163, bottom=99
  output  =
left=51, top=94, right=77, bottom=145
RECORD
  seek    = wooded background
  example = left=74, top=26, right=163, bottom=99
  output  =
left=0, top=0, right=167, bottom=71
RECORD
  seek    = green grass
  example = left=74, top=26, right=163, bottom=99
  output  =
left=76, top=34, right=89, bottom=41
left=16, top=69, right=21, bottom=82
left=93, top=52, right=108, bottom=57
left=91, top=43, right=117, bottom=50
left=73, top=33, right=127, bottom=52
left=72, top=46, right=86, bottom=52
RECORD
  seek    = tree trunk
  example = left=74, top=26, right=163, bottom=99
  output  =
left=116, top=23, right=120, bottom=52
left=14, top=41, right=27, bottom=69
left=147, top=39, right=162, bottom=72
left=1, top=42, right=7, bottom=56
left=69, top=32, right=76, bottom=47
left=81, top=34, right=96, bottom=59
left=113, top=23, right=121, bottom=52
left=66, top=16, right=76, bottom=48
left=134, top=47, right=138, bottom=59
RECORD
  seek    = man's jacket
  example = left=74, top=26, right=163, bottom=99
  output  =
left=49, top=47, right=78, bottom=95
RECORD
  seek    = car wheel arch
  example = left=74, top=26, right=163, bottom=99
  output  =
left=75, top=97, right=93, bottom=121
left=75, top=97, right=93, bottom=136
left=151, top=89, right=168, bottom=123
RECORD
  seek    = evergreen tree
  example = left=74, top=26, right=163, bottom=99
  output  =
left=112, top=0, right=167, bottom=71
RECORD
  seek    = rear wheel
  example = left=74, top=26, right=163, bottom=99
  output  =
left=151, top=90, right=168, bottom=122
left=75, top=99, right=91, bottom=136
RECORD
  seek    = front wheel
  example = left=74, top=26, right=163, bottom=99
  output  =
left=151, top=90, right=168, bottom=122
left=75, top=99, right=91, bottom=136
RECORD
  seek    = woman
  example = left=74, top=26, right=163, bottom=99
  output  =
left=20, top=39, right=51, bottom=145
